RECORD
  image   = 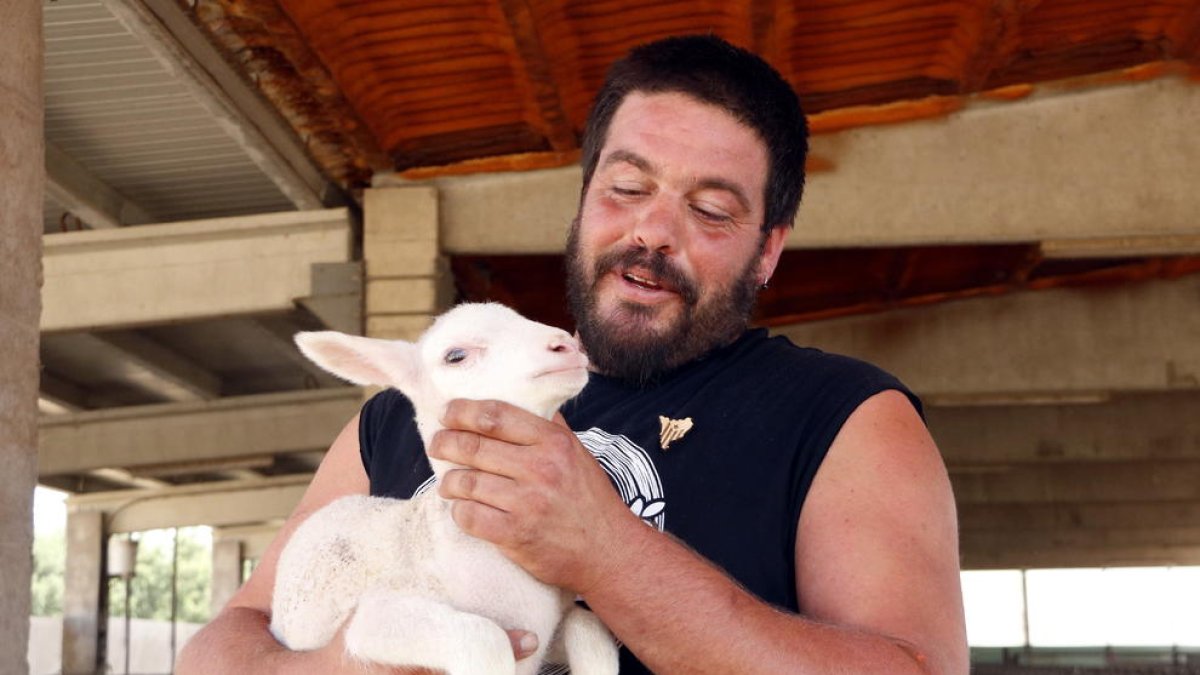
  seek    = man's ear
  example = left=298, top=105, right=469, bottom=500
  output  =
left=294, top=332, right=422, bottom=391
left=757, top=225, right=789, bottom=284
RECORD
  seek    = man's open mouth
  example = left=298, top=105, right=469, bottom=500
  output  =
left=623, top=271, right=668, bottom=292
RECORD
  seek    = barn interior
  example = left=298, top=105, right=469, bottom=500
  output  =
left=3, top=0, right=1200, bottom=672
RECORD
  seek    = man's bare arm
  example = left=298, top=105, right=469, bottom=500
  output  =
left=434, top=390, right=968, bottom=674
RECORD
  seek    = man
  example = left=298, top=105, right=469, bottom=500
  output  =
left=179, top=35, right=967, bottom=674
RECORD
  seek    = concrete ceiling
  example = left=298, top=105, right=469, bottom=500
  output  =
left=36, top=0, right=1200, bottom=569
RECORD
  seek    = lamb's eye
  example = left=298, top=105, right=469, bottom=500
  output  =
left=444, top=348, right=468, bottom=365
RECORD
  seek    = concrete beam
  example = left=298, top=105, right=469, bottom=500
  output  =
left=960, top=502, right=1200, bottom=569
left=950, top=460, right=1200, bottom=505
left=41, top=208, right=353, bottom=332
left=39, top=388, right=360, bottom=477
left=963, top=526, right=1200, bottom=552
left=99, top=0, right=332, bottom=209
left=213, top=524, right=281, bottom=561
left=962, top=544, right=1200, bottom=570
left=45, top=141, right=155, bottom=229
left=420, top=75, right=1200, bottom=254
left=958, top=501, right=1200, bottom=532
left=775, top=275, right=1200, bottom=399
left=86, top=468, right=169, bottom=491
left=39, top=371, right=86, bottom=414
left=91, top=332, right=221, bottom=401
left=928, top=391, right=1200, bottom=466
left=296, top=262, right=364, bottom=335
left=67, top=475, right=311, bottom=533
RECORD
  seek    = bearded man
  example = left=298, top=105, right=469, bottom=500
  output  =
left=180, top=34, right=968, bottom=675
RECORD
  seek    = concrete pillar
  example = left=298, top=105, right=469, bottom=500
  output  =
left=209, top=539, right=244, bottom=617
left=62, top=510, right=106, bottom=675
left=363, top=186, right=454, bottom=341
left=0, top=0, right=43, bottom=672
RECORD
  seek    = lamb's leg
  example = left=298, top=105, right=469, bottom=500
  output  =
left=270, top=568, right=358, bottom=651
left=554, top=606, right=619, bottom=675
left=344, top=591, right=515, bottom=675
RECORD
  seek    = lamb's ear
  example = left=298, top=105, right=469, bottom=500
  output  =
left=294, top=332, right=422, bottom=390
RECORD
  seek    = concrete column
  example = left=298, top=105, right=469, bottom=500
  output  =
left=363, top=186, right=454, bottom=341
left=0, top=0, right=43, bottom=673
left=209, top=539, right=244, bottom=617
left=62, top=510, right=106, bottom=675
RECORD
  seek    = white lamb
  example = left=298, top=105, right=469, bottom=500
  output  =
left=271, top=302, right=619, bottom=675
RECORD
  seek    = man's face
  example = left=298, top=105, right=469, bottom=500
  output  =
left=567, top=91, right=787, bottom=384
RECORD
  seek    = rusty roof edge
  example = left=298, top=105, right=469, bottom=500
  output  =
left=189, top=0, right=392, bottom=195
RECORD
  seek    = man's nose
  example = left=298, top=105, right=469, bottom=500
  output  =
left=631, top=194, right=683, bottom=253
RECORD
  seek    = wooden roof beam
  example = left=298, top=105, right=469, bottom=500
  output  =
left=953, top=0, right=1037, bottom=92
left=1166, top=2, right=1200, bottom=63
left=496, top=0, right=577, bottom=151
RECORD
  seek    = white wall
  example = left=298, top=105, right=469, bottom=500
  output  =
left=29, top=616, right=204, bottom=675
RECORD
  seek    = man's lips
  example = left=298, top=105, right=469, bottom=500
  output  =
left=620, top=268, right=676, bottom=294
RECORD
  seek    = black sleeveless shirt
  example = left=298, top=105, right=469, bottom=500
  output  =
left=359, top=328, right=920, bottom=673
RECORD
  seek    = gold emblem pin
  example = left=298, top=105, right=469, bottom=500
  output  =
left=658, top=416, right=694, bottom=450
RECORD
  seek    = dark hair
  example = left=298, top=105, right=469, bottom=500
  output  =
left=580, top=34, right=809, bottom=231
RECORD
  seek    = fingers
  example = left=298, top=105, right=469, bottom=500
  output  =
left=431, top=399, right=577, bottom=478
left=449, top=498, right=515, bottom=544
left=430, top=429, right=528, bottom=478
left=438, top=468, right=518, bottom=512
left=440, top=399, right=547, bottom=446
left=506, top=630, right=539, bottom=661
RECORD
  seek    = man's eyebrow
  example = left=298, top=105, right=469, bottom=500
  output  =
left=602, top=149, right=655, bottom=174
left=602, top=148, right=753, bottom=214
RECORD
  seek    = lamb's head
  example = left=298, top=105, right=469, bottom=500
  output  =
left=295, top=303, right=589, bottom=474
left=414, top=303, right=589, bottom=416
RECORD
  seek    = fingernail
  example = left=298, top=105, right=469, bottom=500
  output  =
left=519, top=632, right=539, bottom=656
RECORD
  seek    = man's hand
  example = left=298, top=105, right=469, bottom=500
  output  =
left=430, top=399, right=635, bottom=595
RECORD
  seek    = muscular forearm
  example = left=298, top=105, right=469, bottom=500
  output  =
left=177, top=606, right=311, bottom=675
left=178, top=606, right=445, bottom=675
left=580, top=519, right=935, bottom=675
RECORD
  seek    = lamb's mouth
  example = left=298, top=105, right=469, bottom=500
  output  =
left=535, top=363, right=588, bottom=378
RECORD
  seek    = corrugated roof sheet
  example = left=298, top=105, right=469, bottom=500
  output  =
left=42, top=0, right=294, bottom=231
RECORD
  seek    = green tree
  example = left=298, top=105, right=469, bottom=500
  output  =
left=108, top=527, right=212, bottom=624
left=31, top=528, right=65, bottom=616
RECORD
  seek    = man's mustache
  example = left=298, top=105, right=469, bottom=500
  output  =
left=592, top=247, right=700, bottom=307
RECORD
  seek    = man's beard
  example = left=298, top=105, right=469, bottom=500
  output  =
left=565, top=219, right=763, bottom=386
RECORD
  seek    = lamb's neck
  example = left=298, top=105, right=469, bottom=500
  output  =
left=415, top=399, right=564, bottom=483
left=414, top=407, right=456, bottom=484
